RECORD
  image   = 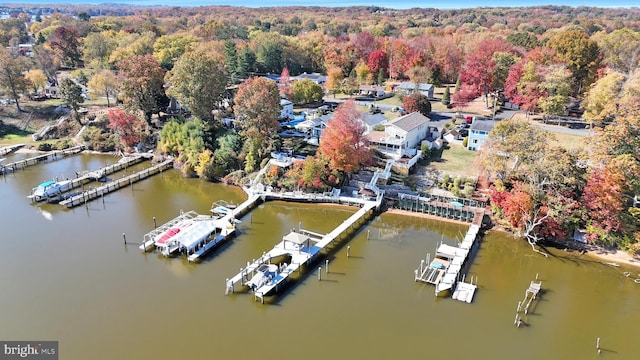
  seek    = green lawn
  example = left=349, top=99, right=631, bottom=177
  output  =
left=427, top=142, right=481, bottom=178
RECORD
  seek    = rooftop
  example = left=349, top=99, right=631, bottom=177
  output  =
left=389, top=112, right=430, bottom=132
left=470, top=119, right=497, bottom=133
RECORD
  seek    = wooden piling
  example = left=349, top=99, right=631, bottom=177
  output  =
left=347, top=245, right=351, bottom=257
left=122, top=233, right=126, bottom=244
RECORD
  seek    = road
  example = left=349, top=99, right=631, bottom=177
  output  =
left=322, top=96, right=591, bottom=137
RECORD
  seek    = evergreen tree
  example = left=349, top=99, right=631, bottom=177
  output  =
left=224, top=40, right=238, bottom=83
left=442, top=86, right=451, bottom=106
left=236, top=46, right=256, bottom=80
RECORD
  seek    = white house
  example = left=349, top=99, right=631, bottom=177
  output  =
left=280, top=99, right=294, bottom=120
left=366, top=112, right=434, bottom=159
left=292, top=72, right=327, bottom=85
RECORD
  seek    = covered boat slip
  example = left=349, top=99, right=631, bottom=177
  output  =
left=225, top=230, right=324, bottom=300
left=141, top=210, right=235, bottom=259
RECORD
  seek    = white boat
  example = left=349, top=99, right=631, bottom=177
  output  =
left=246, top=264, right=279, bottom=291
left=28, top=180, right=72, bottom=201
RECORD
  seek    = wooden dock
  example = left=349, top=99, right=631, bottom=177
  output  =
left=59, top=159, right=173, bottom=208
left=225, top=200, right=378, bottom=301
left=414, top=223, right=482, bottom=302
left=1, top=145, right=85, bottom=173
left=30, top=155, right=149, bottom=202
left=0, top=144, right=25, bottom=156
left=514, top=278, right=542, bottom=327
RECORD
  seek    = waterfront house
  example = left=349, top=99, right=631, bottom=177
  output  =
left=467, top=118, right=496, bottom=151
left=367, top=112, right=435, bottom=160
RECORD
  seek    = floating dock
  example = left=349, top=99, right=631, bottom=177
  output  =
left=0, top=144, right=25, bottom=156
left=140, top=210, right=236, bottom=261
left=225, top=200, right=378, bottom=302
left=28, top=155, right=149, bottom=202
left=59, top=159, right=173, bottom=208
left=1, top=145, right=85, bottom=173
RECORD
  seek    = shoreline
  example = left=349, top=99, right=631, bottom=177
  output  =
left=386, top=208, right=640, bottom=269
left=7, top=146, right=640, bottom=270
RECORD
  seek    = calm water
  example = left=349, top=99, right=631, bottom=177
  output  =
left=1, top=152, right=638, bottom=359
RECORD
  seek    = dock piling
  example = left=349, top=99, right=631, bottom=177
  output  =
left=596, top=337, right=600, bottom=350
left=367, top=229, right=370, bottom=240
left=347, top=246, right=351, bottom=258
left=536, top=272, right=539, bottom=280
left=153, top=216, right=157, bottom=228
left=325, top=259, right=329, bottom=273
left=122, top=233, right=126, bottom=244
left=318, top=267, right=322, bottom=281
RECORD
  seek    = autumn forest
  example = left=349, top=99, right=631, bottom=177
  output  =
left=1, top=4, right=640, bottom=253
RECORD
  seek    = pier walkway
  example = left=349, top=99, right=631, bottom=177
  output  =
left=223, top=157, right=383, bottom=301
left=1, top=145, right=85, bottom=173
left=0, top=144, right=25, bottom=156
left=29, top=155, right=149, bottom=202
left=415, top=215, right=483, bottom=303
left=225, top=200, right=378, bottom=301
left=60, top=159, right=173, bottom=208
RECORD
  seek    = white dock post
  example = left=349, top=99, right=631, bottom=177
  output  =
left=367, top=230, right=370, bottom=240
left=325, top=259, right=329, bottom=273
left=318, top=267, right=322, bottom=281
left=122, top=233, right=126, bottom=244
left=536, top=272, right=539, bottom=280
left=153, top=216, right=157, bottom=228
left=596, top=337, right=600, bottom=351
left=347, top=246, right=351, bottom=257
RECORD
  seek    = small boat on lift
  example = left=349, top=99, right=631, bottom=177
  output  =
left=28, top=180, right=73, bottom=202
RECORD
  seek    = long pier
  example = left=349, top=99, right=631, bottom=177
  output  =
left=0, top=144, right=25, bottom=156
left=59, top=159, right=173, bottom=208
left=1, top=145, right=85, bottom=173
left=414, top=211, right=483, bottom=303
left=30, top=155, right=149, bottom=202
left=225, top=200, right=378, bottom=301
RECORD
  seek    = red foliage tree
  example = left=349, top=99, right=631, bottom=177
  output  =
left=49, top=26, right=82, bottom=68
left=319, top=99, right=369, bottom=173
left=582, top=166, right=625, bottom=242
left=352, top=31, right=376, bottom=63
left=458, top=38, right=514, bottom=102
left=279, top=67, right=293, bottom=99
left=107, top=108, right=146, bottom=149
left=402, top=93, right=431, bottom=116
left=367, top=50, right=388, bottom=77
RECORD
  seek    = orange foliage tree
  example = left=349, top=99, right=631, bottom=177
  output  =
left=319, top=99, right=369, bottom=173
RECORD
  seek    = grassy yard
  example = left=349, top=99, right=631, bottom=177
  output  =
left=427, top=142, right=481, bottom=178
left=548, top=131, right=590, bottom=151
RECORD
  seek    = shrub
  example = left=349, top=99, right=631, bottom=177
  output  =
left=37, top=143, right=52, bottom=151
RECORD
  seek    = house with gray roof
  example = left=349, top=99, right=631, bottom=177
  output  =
left=467, top=118, right=496, bottom=150
left=366, top=112, right=436, bottom=159
left=398, top=82, right=434, bottom=98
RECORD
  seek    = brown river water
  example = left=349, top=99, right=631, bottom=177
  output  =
left=0, top=152, right=638, bottom=359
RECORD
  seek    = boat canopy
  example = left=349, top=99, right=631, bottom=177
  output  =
left=174, top=220, right=218, bottom=252
left=436, top=243, right=467, bottom=259
left=283, top=232, right=311, bottom=248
